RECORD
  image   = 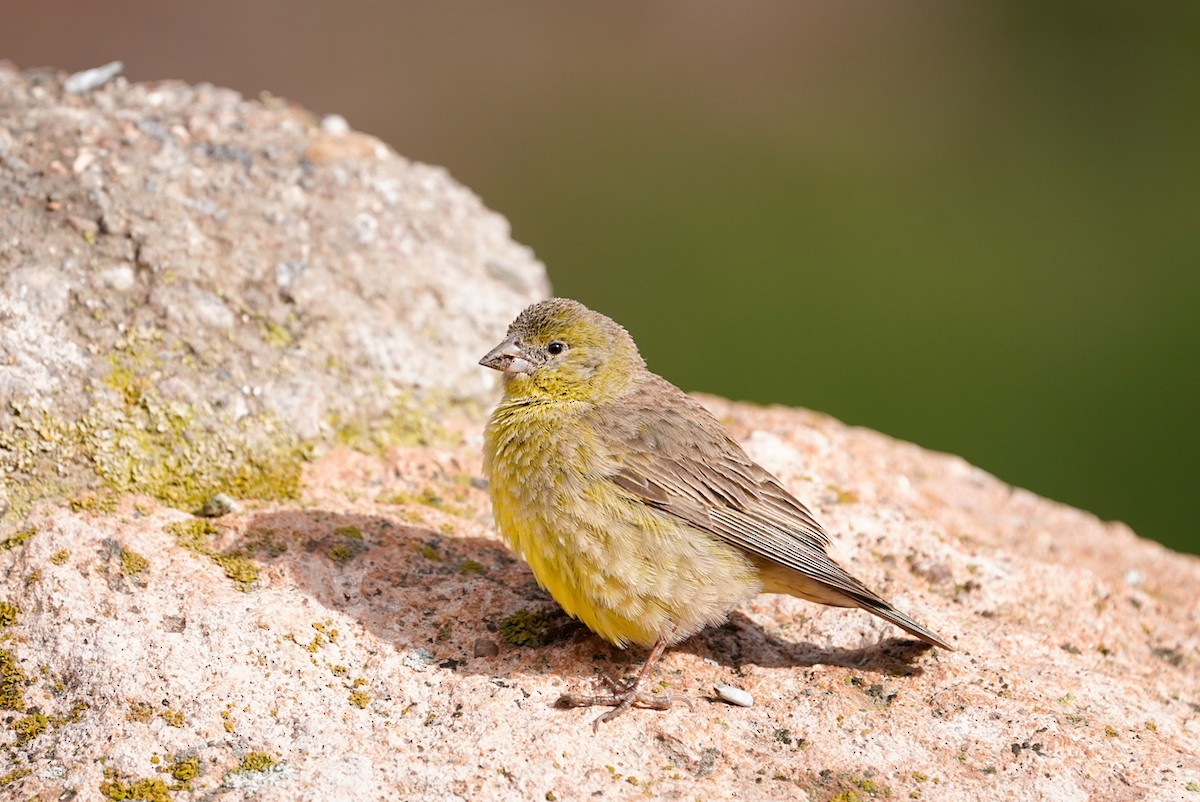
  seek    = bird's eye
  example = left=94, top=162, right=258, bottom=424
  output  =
left=547, top=340, right=567, bottom=356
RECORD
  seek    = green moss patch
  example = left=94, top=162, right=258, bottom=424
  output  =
left=1, top=331, right=307, bottom=521
left=499, top=608, right=555, bottom=648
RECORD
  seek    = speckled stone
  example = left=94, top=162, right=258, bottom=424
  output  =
left=1, top=399, right=1197, bottom=801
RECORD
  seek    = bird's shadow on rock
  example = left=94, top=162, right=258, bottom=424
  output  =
left=239, top=509, right=932, bottom=691
left=698, top=610, right=933, bottom=675
left=241, top=508, right=573, bottom=672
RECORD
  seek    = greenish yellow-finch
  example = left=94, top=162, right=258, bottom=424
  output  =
left=481, top=298, right=950, bottom=728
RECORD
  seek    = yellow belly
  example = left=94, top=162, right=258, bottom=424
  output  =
left=484, top=404, right=759, bottom=648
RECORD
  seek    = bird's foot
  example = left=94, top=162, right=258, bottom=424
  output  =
left=556, top=673, right=692, bottom=731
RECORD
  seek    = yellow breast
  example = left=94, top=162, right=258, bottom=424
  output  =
left=483, top=399, right=759, bottom=648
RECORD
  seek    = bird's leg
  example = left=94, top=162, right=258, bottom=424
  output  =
left=556, top=636, right=692, bottom=731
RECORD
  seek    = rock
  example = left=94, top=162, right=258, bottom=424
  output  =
left=1, top=66, right=1199, bottom=801
left=714, top=684, right=754, bottom=707
left=2, top=408, right=1197, bottom=802
left=0, top=61, right=547, bottom=520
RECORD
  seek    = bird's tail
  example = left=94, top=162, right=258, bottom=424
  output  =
left=753, top=555, right=953, bottom=649
left=854, top=596, right=953, bottom=650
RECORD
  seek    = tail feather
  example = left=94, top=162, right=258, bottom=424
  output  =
left=855, top=597, right=953, bottom=650
left=754, top=555, right=953, bottom=650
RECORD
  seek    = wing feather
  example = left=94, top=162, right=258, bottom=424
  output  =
left=594, top=376, right=951, bottom=650
left=599, top=377, right=848, bottom=583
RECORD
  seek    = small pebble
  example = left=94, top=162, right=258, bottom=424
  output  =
left=1123, top=569, right=1145, bottom=587
left=64, top=61, right=124, bottom=93
left=196, top=493, right=238, bottom=518
left=472, top=638, right=499, bottom=658
left=714, top=684, right=753, bottom=707
left=320, top=114, right=350, bottom=135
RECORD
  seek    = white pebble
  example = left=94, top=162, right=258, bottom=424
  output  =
left=714, top=684, right=753, bottom=707
left=197, top=493, right=238, bottom=518
left=64, top=61, right=124, bottom=93
left=320, top=114, right=350, bottom=135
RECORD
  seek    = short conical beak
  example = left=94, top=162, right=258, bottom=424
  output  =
left=479, top=337, right=535, bottom=375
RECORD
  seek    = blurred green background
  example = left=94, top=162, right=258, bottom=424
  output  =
left=5, top=3, right=1197, bottom=554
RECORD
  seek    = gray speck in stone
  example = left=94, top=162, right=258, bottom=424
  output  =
left=190, top=290, right=235, bottom=331
left=354, top=213, right=379, bottom=245
left=99, top=265, right=136, bottom=291
left=402, top=648, right=439, bottom=672
left=162, top=615, right=187, bottom=633
left=275, top=260, right=307, bottom=300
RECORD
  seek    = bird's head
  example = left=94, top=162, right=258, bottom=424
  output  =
left=480, top=298, right=646, bottom=403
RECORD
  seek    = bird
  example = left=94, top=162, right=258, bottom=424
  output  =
left=479, top=297, right=951, bottom=728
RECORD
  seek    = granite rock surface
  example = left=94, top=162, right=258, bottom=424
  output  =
left=1, top=65, right=1197, bottom=802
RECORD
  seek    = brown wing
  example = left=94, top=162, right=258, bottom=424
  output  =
left=599, top=376, right=864, bottom=591
left=598, top=375, right=952, bottom=650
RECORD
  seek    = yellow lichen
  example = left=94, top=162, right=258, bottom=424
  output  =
left=262, top=319, right=293, bottom=348
left=0, top=601, right=18, bottom=629
left=236, top=751, right=277, bottom=773
left=120, top=549, right=150, bottom=576
left=0, top=648, right=27, bottom=711
left=70, top=490, right=121, bottom=514
left=382, top=486, right=471, bottom=517
left=0, top=331, right=308, bottom=522
left=58, top=699, right=89, bottom=725
left=170, top=755, right=200, bottom=786
left=10, top=712, right=48, bottom=744
left=1, top=768, right=32, bottom=785
left=328, top=394, right=444, bottom=456
left=0, top=528, right=36, bottom=551
left=165, top=520, right=259, bottom=590
left=127, top=702, right=155, bottom=723
left=99, top=777, right=172, bottom=802
left=159, top=710, right=185, bottom=727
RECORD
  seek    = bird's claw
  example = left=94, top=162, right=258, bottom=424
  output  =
left=556, top=675, right=693, bottom=731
